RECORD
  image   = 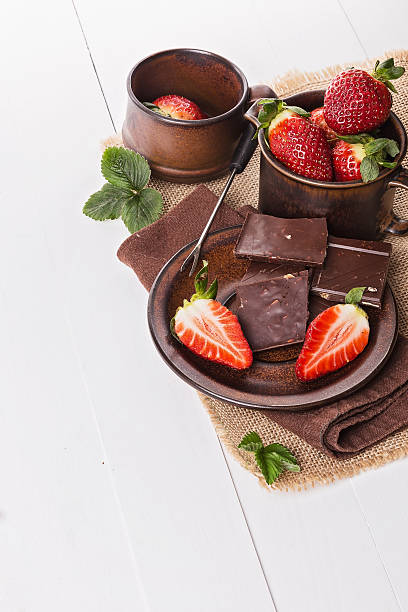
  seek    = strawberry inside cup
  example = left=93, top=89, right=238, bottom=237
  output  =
left=144, top=94, right=207, bottom=120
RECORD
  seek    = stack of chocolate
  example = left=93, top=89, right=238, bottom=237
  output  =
left=234, top=212, right=392, bottom=353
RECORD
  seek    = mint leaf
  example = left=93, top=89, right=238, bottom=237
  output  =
left=102, top=147, right=150, bottom=192
left=364, top=138, right=390, bottom=155
left=83, top=183, right=126, bottom=221
left=238, top=431, right=264, bottom=452
left=345, top=287, right=366, bottom=304
left=121, top=187, right=163, bottom=233
left=238, top=432, right=300, bottom=484
left=385, top=139, right=399, bottom=157
left=378, top=160, right=397, bottom=169
left=360, top=156, right=379, bottom=182
left=255, top=449, right=282, bottom=484
left=264, top=444, right=300, bottom=472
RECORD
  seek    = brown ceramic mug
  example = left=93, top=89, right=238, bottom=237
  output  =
left=245, top=89, right=408, bottom=240
left=123, top=48, right=273, bottom=183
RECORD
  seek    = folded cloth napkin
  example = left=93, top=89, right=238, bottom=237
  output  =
left=118, top=185, right=408, bottom=459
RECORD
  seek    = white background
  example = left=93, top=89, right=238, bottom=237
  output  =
left=1, top=1, right=408, bottom=610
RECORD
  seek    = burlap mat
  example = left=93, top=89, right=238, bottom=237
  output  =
left=111, top=49, right=408, bottom=490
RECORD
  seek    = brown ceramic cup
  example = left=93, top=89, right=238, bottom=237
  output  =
left=123, top=48, right=273, bottom=183
left=245, top=89, right=408, bottom=240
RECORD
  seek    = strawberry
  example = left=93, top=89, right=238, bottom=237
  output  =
left=144, top=95, right=206, bottom=120
left=295, top=287, right=370, bottom=382
left=332, top=134, right=399, bottom=182
left=309, top=107, right=338, bottom=146
left=257, top=98, right=333, bottom=181
left=171, top=261, right=253, bottom=370
left=324, top=58, right=405, bottom=135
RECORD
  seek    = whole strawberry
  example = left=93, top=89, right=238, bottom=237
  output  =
left=257, top=99, right=333, bottom=181
left=332, top=134, right=399, bottom=182
left=309, top=107, right=338, bottom=146
left=144, top=95, right=206, bottom=120
left=324, top=58, right=405, bottom=135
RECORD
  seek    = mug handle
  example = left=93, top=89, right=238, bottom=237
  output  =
left=244, top=85, right=278, bottom=128
left=384, top=168, right=408, bottom=236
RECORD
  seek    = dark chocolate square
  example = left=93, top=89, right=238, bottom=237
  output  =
left=234, top=213, right=328, bottom=266
left=311, top=236, right=392, bottom=308
left=240, top=261, right=309, bottom=285
left=236, top=271, right=309, bottom=352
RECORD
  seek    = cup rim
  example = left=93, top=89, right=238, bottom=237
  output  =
left=258, top=93, right=407, bottom=188
left=126, top=48, right=249, bottom=127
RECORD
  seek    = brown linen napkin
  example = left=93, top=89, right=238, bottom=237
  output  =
left=117, top=185, right=253, bottom=290
left=118, top=185, right=408, bottom=459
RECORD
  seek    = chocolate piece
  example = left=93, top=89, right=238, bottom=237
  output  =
left=234, top=213, right=328, bottom=266
left=311, top=236, right=392, bottom=308
left=239, top=261, right=310, bottom=286
left=236, top=271, right=309, bottom=352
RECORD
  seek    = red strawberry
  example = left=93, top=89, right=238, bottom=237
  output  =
left=257, top=99, right=333, bottom=181
left=324, top=58, right=405, bottom=134
left=172, top=261, right=252, bottom=370
left=147, top=94, right=206, bottom=120
left=332, top=135, right=399, bottom=182
left=295, top=287, right=370, bottom=381
left=309, top=107, right=338, bottom=146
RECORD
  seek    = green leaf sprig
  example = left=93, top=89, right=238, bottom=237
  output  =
left=340, top=134, right=399, bottom=182
left=170, top=260, right=218, bottom=341
left=372, top=58, right=405, bottom=93
left=83, top=147, right=163, bottom=233
left=238, top=432, right=300, bottom=485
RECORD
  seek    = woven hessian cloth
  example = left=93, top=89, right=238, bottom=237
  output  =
left=111, top=50, right=408, bottom=490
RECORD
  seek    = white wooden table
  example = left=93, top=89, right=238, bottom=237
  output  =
left=1, top=1, right=408, bottom=610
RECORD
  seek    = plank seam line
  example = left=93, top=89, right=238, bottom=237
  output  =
left=336, top=0, right=369, bottom=60
left=42, top=227, right=150, bottom=609
left=71, top=0, right=117, bottom=132
left=351, top=482, right=404, bottom=612
left=216, top=437, right=278, bottom=611
left=63, top=305, right=152, bottom=612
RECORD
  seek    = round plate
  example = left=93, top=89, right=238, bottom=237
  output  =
left=148, top=226, right=398, bottom=410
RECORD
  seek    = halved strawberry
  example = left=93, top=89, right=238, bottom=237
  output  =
left=295, top=287, right=370, bottom=381
left=144, top=95, right=206, bottom=120
left=324, top=58, right=405, bottom=134
left=309, top=107, right=338, bottom=146
left=172, top=261, right=253, bottom=370
left=332, top=134, right=399, bottom=182
left=257, top=98, right=333, bottom=181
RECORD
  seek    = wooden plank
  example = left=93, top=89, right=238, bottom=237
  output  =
left=0, top=2, right=151, bottom=611
left=0, top=1, right=278, bottom=611
left=226, top=459, right=402, bottom=612
left=339, top=0, right=408, bottom=58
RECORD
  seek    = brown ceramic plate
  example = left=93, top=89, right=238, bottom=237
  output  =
left=148, top=226, right=398, bottom=410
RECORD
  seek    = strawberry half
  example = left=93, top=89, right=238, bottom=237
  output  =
left=144, top=95, right=206, bottom=120
left=172, top=261, right=253, bottom=370
left=257, top=98, right=333, bottom=181
left=309, top=107, right=338, bottom=146
left=332, top=134, right=399, bottom=182
left=295, top=287, right=370, bottom=382
left=324, top=58, right=405, bottom=134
